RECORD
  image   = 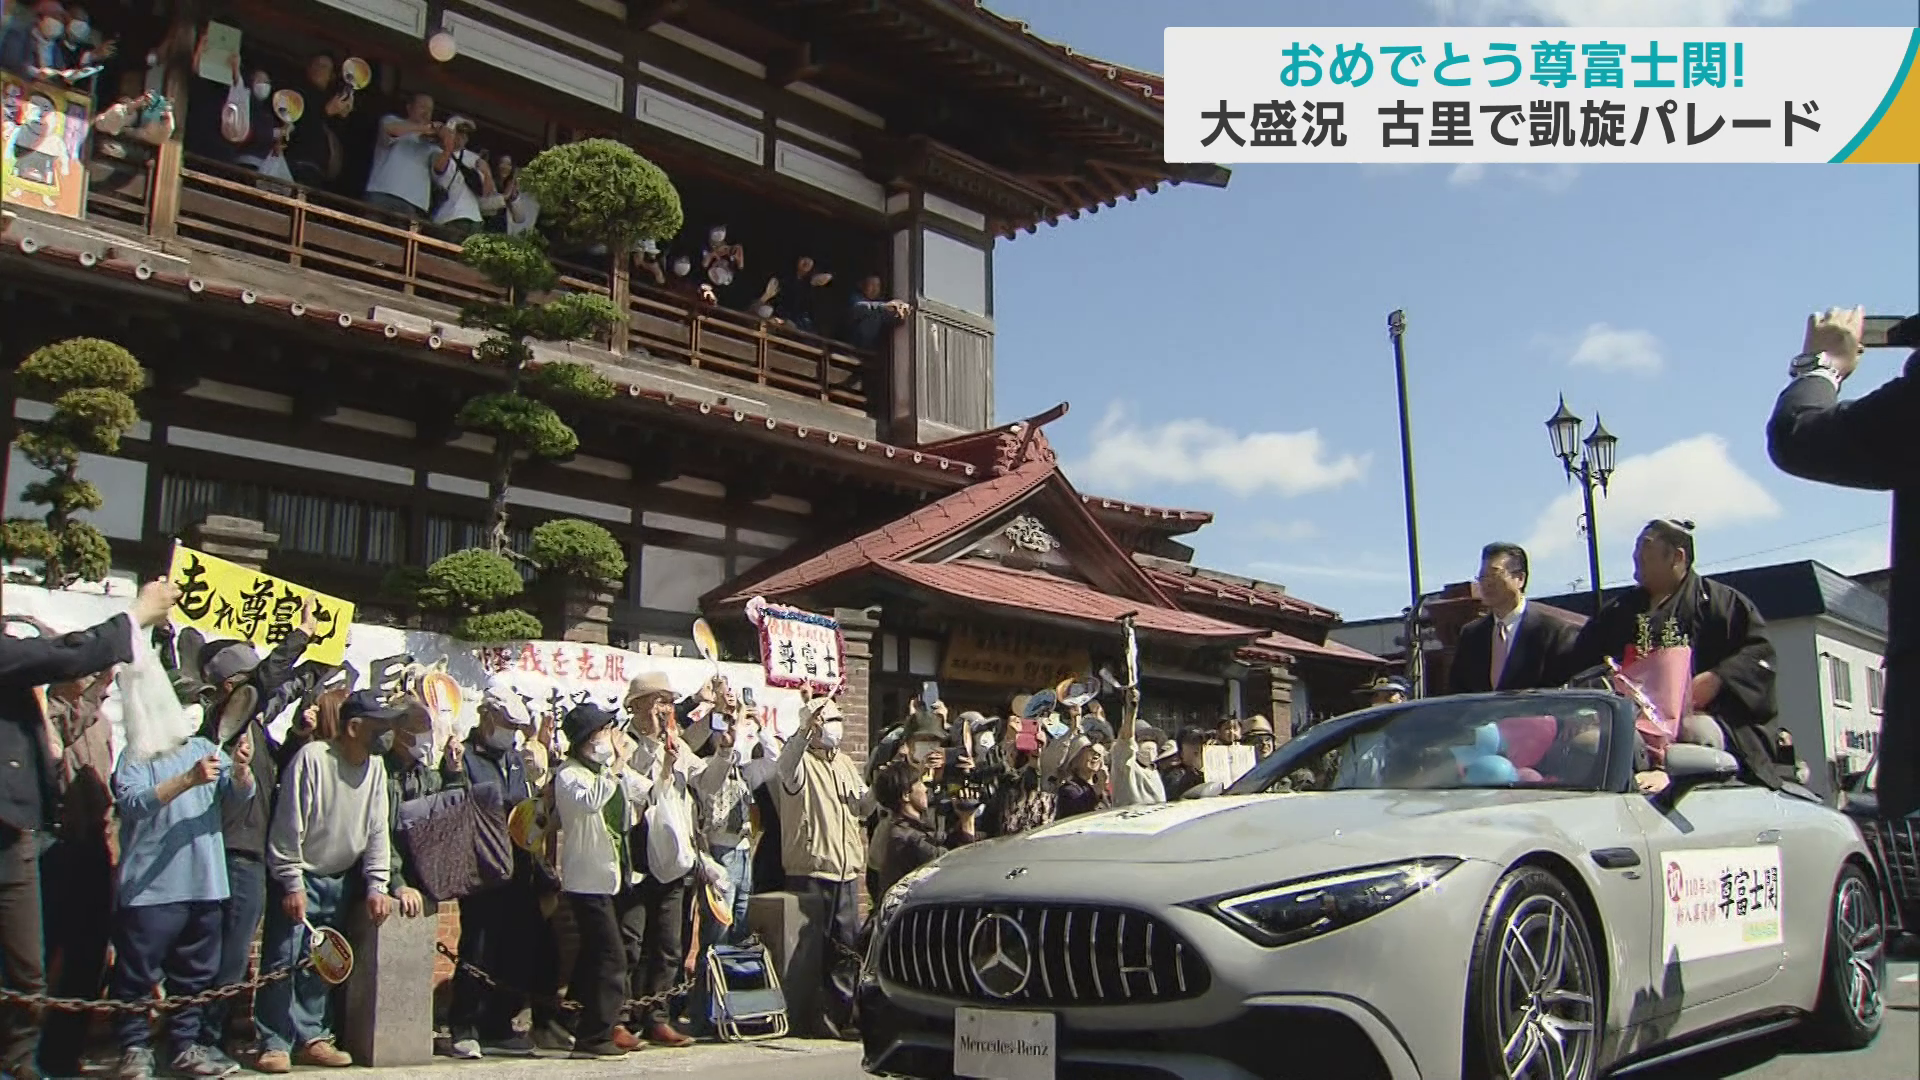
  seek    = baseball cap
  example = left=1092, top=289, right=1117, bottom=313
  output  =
left=204, top=643, right=261, bottom=685
left=339, top=689, right=408, bottom=726
left=482, top=678, right=533, bottom=728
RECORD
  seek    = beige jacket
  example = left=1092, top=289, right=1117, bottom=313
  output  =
left=772, top=735, right=872, bottom=883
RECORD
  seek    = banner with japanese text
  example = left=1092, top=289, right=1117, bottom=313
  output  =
left=168, top=543, right=355, bottom=666
left=756, top=604, right=845, bottom=697
left=1164, top=27, right=1920, bottom=164
left=1, top=581, right=809, bottom=772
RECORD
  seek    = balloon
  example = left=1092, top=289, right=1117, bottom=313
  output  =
left=428, top=31, right=458, bottom=62
left=1473, top=722, right=1504, bottom=756
left=1464, top=755, right=1519, bottom=785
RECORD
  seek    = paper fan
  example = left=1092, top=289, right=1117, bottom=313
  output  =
left=340, top=57, right=372, bottom=90
left=272, top=88, right=304, bottom=123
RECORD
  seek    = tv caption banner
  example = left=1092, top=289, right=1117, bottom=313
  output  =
left=1164, top=27, right=1920, bottom=164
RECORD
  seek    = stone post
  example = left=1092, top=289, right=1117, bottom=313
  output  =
left=1254, top=664, right=1296, bottom=748
left=548, top=580, right=615, bottom=644
left=187, top=515, right=277, bottom=570
left=339, top=904, right=440, bottom=1067
left=832, top=606, right=879, bottom=762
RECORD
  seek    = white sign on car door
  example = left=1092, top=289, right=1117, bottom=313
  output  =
left=1660, top=845, right=1786, bottom=962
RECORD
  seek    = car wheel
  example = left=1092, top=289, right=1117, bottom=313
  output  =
left=1802, top=862, right=1886, bottom=1050
left=1463, top=865, right=1603, bottom=1080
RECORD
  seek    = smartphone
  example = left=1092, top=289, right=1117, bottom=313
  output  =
left=1014, top=718, right=1040, bottom=755
left=740, top=686, right=755, bottom=708
left=1862, top=315, right=1917, bottom=349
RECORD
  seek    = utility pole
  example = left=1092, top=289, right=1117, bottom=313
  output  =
left=1388, top=311, right=1424, bottom=696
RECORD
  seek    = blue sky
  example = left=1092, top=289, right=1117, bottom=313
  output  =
left=983, top=0, right=1920, bottom=620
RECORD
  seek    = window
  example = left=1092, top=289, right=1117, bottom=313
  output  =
left=421, top=516, right=531, bottom=578
left=637, top=546, right=727, bottom=613
left=1826, top=655, right=1853, bottom=707
left=160, top=473, right=406, bottom=565
left=921, top=229, right=989, bottom=316
left=1868, top=666, right=1886, bottom=714
left=879, top=633, right=900, bottom=673
left=907, top=637, right=940, bottom=676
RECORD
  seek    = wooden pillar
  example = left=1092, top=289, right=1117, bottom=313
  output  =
left=147, top=2, right=204, bottom=238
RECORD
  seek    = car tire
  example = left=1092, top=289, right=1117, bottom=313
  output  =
left=1801, top=862, right=1887, bottom=1051
left=1462, top=865, right=1604, bottom=1080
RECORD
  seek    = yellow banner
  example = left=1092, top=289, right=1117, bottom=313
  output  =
left=167, top=543, right=354, bottom=666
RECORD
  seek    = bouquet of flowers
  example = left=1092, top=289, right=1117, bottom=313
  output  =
left=1611, top=615, right=1692, bottom=760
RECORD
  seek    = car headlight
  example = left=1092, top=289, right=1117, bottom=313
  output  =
left=1203, top=858, right=1460, bottom=948
left=863, top=863, right=940, bottom=975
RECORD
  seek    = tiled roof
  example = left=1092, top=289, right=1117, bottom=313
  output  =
left=875, top=561, right=1254, bottom=639
left=914, top=419, right=1214, bottom=528
left=948, top=0, right=1165, bottom=104
left=0, top=226, right=976, bottom=485
left=1141, top=563, right=1341, bottom=622
left=1081, top=496, right=1214, bottom=529
left=716, top=463, right=1055, bottom=604
left=1240, top=630, right=1389, bottom=667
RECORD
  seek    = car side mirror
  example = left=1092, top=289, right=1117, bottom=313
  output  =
left=1656, top=743, right=1739, bottom=805
left=1183, top=780, right=1226, bottom=800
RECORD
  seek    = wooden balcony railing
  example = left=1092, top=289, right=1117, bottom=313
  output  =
left=79, top=154, right=871, bottom=409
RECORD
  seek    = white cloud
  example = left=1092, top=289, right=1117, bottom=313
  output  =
left=1248, top=560, right=1404, bottom=584
left=1522, top=434, right=1781, bottom=562
left=1780, top=532, right=1890, bottom=576
left=1567, top=323, right=1665, bottom=374
left=1254, top=520, right=1322, bottom=542
left=1075, top=405, right=1370, bottom=498
left=1447, top=163, right=1582, bottom=192
left=1427, top=0, right=1798, bottom=26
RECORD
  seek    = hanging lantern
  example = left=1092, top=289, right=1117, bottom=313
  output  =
left=428, top=31, right=458, bottom=62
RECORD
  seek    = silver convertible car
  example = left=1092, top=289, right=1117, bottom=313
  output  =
left=858, top=689, right=1889, bottom=1080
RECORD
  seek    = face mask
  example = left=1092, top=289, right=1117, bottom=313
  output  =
left=485, top=726, right=517, bottom=751
left=370, top=729, right=397, bottom=755
left=1135, top=744, right=1157, bottom=768
left=1044, top=719, right=1069, bottom=740
left=671, top=259, right=691, bottom=276
left=253, top=81, right=272, bottom=101
left=708, top=227, right=726, bottom=245
left=38, top=18, right=62, bottom=39
left=397, top=737, right=428, bottom=763
left=818, top=719, right=844, bottom=750
left=585, top=740, right=615, bottom=767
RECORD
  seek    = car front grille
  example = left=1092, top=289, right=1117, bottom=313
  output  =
left=1858, top=816, right=1920, bottom=927
left=877, top=903, right=1209, bottom=1007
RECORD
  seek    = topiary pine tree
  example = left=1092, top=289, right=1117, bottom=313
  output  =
left=0, top=338, right=146, bottom=587
left=428, top=138, right=682, bottom=639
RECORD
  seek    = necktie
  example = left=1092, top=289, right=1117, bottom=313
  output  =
left=1491, top=619, right=1513, bottom=690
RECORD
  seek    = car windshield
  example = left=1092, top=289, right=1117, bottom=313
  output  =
left=1228, top=692, right=1632, bottom=796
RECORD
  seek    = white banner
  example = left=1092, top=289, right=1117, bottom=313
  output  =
left=1, top=583, right=808, bottom=768
left=1661, top=845, right=1785, bottom=962
left=1164, top=27, right=1920, bottom=164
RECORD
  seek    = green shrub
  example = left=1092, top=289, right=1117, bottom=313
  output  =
left=530, top=519, right=627, bottom=584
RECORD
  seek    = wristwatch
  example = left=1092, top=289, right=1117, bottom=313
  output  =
left=1789, top=351, right=1844, bottom=389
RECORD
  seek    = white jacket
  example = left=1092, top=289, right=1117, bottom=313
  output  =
left=554, top=759, right=648, bottom=896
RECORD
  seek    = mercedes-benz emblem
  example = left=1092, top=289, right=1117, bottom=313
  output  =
left=967, top=913, right=1033, bottom=999
left=1005, top=867, right=1028, bottom=880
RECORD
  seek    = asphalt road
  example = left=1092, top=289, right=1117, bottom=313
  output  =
left=351, top=959, right=1917, bottom=1079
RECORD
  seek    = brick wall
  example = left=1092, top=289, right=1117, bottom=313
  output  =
left=834, top=607, right=879, bottom=765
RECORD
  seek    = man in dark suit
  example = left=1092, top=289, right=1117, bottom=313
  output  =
left=1449, top=542, right=1578, bottom=695
left=0, top=579, right=177, bottom=1080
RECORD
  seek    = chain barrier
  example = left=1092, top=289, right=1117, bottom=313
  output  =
left=435, top=943, right=696, bottom=1017
left=0, top=958, right=309, bottom=1016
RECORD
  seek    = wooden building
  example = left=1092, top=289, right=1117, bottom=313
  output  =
left=1, top=0, right=1377, bottom=752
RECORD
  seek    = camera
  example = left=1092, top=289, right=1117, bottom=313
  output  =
left=1863, top=314, right=1918, bottom=349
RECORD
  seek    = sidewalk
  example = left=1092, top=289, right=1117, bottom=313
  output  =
left=345, top=1039, right=860, bottom=1079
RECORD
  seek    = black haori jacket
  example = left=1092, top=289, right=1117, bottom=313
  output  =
left=1555, top=574, right=1783, bottom=789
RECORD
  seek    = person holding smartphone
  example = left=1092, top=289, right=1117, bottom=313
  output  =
left=1767, top=306, right=1920, bottom=819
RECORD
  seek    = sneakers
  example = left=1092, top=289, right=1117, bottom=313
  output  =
left=169, top=1045, right=238, bottom=1078
left=295, top=1040, right=353, bottom=1068
left=251, top=1050, right=291, bottom=1075
left=115, top=1047, right=156, bottom=1080
left=199, top=1046, right=244, bottom=1077
left=448, top=1039, right=484, bottom=1060
left=530, top=1021, right=574, bottom=1053
left=479, top=1033, right=537, bottom=1057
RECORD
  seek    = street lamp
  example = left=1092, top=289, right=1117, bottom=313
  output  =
left=1545, top=396, right=1618, bottom=609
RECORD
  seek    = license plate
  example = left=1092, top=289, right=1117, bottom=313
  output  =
left=952, top=1007, right=1056, bottom=1080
